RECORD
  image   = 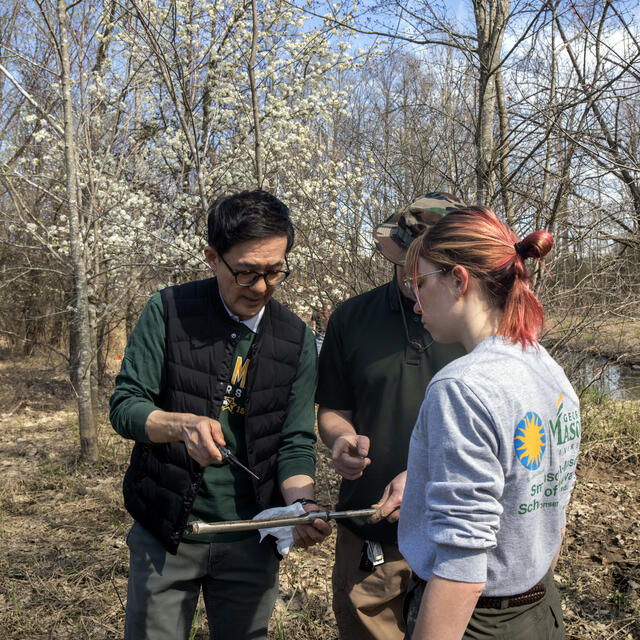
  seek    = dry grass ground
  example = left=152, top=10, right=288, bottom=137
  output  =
left=0, top=355, right=638, bottom=639
left=543, top=316, right=640, bottom=365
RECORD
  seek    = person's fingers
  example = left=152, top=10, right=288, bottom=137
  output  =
left=368, top=502, right=399, bottom=524
left=199, top=418, right=225, bottom=463
left=334, top=465, right=367, bottom=481
left=381, top=493, right=402, bottom=518
left=355, top=435, right=370, bottom=457
left=293, top=525, right=313, bottom=548
left=334, top=454, right=371, bottom=480
left=336, top=453, right=367, bottom=469
left=292, top=527, right=304, bottom=548
left=368, top=483, right=400, bottom=523
left=294, top=506, right=331, bottom=547
left=368, top=502, right=401, bottom=524
left=183, top=417, right=226, bottom=465
left=311, top=518, right=332, bottom=537
left=371, top=484, right=391, bottom=509
left=207, top=418, right=226, bottom=447
left=332, top=434, right=367, bottom=460
left=294, top=522, right=330, bottom=548
left=385, top=508, right=400, bottom=523
left=331, top=434, right=371, bottom=479
left=368, top=508, right=384, bottom=524
left=302, top=526, right=324, bottom=544
left=335, top=454, right=369, bottom=473
left=331, top=437, right=353, bottom=462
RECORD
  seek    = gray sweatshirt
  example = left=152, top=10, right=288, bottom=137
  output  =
left=398, top=336, right=580, bottom=596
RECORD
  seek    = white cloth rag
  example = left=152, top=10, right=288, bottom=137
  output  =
left=253, top=502, right=307, bottom=556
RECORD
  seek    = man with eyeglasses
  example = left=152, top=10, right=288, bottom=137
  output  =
left=110, top=190, right=330, bottom=640
left=316, top=193, right=468, bottom=640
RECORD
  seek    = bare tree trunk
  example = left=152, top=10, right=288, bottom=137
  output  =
left=89, top=0, right=117, bottom=392
left=539, top=4, right=557, bottom=230
left=494, top=66, right=513, bottom=224
left=56, top=0, right=97, bottom=463
left=248, top=0, right=263, bottom=187
left=88, top=287, right=100, bottom=411
left=472, top=0, right=510, bottom=205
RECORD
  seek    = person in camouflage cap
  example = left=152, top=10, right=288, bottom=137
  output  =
left=373, top=192, right=467, bottom=265
left=316, top=192, right=467, bottom=640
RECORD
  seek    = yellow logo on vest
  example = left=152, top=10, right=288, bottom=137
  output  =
left=231, top=356, right=250, bottom=387
left=222, top=356, right=250, bottom=415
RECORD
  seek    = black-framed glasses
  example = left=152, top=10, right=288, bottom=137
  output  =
left=219, top=253, right=290, bottom=287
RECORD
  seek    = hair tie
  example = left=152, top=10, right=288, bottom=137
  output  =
left=514, top=242, right=525, bottom=257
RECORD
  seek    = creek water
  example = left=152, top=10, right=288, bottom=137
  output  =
left=563, top=355, right=640, bottom=400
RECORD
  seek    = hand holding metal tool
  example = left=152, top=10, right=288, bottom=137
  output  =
left=216, top=443, right=260, bottom=480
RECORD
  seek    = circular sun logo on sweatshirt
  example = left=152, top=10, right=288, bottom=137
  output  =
left=514, top=412, right=546, bottom=470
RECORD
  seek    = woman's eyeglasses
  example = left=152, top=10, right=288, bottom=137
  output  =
left=402, top=269, right=443, bottom=296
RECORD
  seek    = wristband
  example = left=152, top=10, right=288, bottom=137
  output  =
left=292, top=498, right=318, bottom=506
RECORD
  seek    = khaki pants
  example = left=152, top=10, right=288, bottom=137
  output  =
left=332, top=524, right=411, bottom=640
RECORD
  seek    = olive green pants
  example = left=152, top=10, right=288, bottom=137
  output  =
left=124, top=521, right=279, bottom=640
left=404, top=568, right=565, bottom=640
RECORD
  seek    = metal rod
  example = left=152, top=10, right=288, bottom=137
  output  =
left=187, top=508, right=377, bottom=535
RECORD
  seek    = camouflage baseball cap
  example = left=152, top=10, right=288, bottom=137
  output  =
left=373, top=192, right=467, bottom=265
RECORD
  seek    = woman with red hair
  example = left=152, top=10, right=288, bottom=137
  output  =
left=398, top=206, right=579, bottom=640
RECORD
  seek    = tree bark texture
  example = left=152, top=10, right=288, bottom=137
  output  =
left=472, top=0, right=510, bottom=205
left=56, top=0, right=98, bottom=463
left=249, top=0, right=264, bottom=187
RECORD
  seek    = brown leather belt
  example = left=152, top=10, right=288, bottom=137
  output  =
left=476, top=581, right=546, bottom=609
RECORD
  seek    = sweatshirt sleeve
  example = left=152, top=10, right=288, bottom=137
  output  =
left=276, top=325, right=318, bottom=485
left=109, top=293, right=166, bottom=443
left=422, top=378, right=505, bottom=583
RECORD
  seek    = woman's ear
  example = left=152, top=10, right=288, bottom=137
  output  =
left=450, top=265, right=470, bottom=298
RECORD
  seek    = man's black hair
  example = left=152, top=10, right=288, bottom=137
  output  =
left=207, top=190, right=294, bottom=255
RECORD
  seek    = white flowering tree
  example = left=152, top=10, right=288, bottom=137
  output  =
left=0, top=0, right=376, bottom=458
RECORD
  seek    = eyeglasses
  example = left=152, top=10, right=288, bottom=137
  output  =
left=402, top=269, right=443, bottom=295
left=219, top=253, right=290, bottom=287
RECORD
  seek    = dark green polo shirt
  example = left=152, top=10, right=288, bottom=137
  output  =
left=316, top=276, right=466, bottom=543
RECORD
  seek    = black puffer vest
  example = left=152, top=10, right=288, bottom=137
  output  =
left=122, top=278, right=306, bottom=553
